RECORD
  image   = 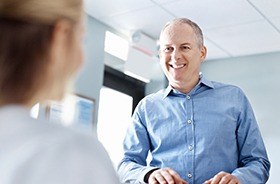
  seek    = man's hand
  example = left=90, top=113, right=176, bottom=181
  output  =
left=148, top=168, right=188, bottom=184
left=203, top=171, right=240, bottom=184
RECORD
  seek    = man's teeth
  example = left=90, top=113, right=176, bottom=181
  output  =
left=170, top=64, right=186, bottom=69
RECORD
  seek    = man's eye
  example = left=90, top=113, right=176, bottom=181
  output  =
left=164, top=47, right=173, bottom=52
left=182, top=46, right=190, bottom=50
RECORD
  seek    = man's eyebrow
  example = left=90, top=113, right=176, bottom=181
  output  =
left=160, top=43, right=191, bottom=47
left=181, top=43, right=191, bottom=45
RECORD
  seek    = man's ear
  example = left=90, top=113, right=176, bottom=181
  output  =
left=200, top=45, right=207, bottom=62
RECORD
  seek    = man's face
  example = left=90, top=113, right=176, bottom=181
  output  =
left=159, top=23, right=206, bottom=90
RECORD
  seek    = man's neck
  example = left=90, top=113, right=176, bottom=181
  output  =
left=171, top=76, right=200, bottom=94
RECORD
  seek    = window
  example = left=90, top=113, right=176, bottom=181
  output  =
left=97, top=87, right=133, bottom=168
left=104, top=31, right=129, bottom=61
left=97, top=66, right=145, bottom=169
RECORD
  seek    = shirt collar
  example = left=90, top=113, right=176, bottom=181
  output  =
left=163, top=85, right=173, bottom=99
left=200, top=74, right=214, bottom=89
left=163, top=74, right=214, bottom=99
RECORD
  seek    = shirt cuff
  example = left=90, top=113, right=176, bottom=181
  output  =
left=138, top=166, right=159, bottom=184
left=232, top=170, right=245, bottom=184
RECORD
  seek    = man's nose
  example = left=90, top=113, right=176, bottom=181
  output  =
left=171, top=49, right=182, bottom=61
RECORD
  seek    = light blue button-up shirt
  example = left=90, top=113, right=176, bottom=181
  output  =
left=118, top=76, right=270, bottom=184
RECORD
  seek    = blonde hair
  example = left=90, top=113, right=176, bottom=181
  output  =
left=0, top=0, right=83, bottom=105
left=0, top=0, right=82, bottom=24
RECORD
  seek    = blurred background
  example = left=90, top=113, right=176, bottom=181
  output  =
left=38, top=0, right=280, bottom=183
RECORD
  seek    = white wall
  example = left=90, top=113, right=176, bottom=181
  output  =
left=201, top=51, right=280, bottom=184
left=75, top=15, right=109, bottom=131
left=145, top=58, right=167, bottom=95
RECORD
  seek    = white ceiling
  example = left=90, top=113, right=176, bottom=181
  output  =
left=85, top=0, right=280, bottom=61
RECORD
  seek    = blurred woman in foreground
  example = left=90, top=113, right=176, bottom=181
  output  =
left=0, top=0, right=119, bottom=183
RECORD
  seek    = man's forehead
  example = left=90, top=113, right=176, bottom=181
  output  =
left=160, top=24, right=195, bottom=43
left=161, top=23, right=193, bottom=37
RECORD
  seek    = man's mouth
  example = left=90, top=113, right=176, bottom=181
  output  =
left=169, top=64, right=186, bottom=69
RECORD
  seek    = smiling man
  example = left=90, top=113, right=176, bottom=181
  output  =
left=159, top=18, right=206, bottom=95
left=117, top=18, right=270, bottom=184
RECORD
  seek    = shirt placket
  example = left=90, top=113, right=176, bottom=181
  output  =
left=185, top=94, right=195, bottom=184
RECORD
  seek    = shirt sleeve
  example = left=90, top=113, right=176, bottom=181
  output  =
left=231, top=91, right=270, bottom=183
left=117, top=102, right=158, bottom=184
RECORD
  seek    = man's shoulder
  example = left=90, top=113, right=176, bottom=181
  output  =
left=142, top=88, right=166, bottom=101
left=135, top=89, right=166, bottom=111
left=208, top=80, right=246, bottom=97
left=211, top=80, right=242, bottom=91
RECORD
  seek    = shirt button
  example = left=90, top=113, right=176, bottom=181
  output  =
left=187, top=119, right=192, bottom=124
left=187, top=173, right=192, bottom=178
left=186, top=95, right=191, bottom=100
left=188, top=145, right=193, bottom=151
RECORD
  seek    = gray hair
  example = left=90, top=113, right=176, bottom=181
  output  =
left=160, top=18, right=204, bottom=48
